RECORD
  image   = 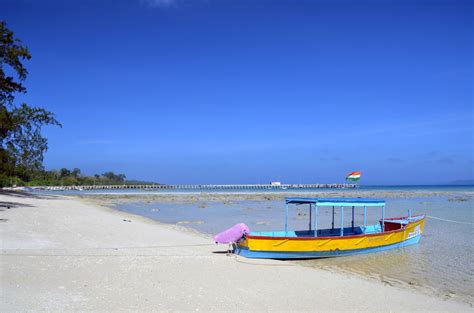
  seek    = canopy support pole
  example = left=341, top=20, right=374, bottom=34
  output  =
left=315, top=205, right=318, bottom=237
left=340, top=206, right=344, bottom=236
left=285, top=202, right=289, bottom=234
left=351, top=206, right=355, bottom=232
left=363, top=206, right=367, bottom=231
left=381, top=205, right=385, bottom=232
left=331, top=206, right=335, bottom=231
left=309, top=203, right=312, bottom=231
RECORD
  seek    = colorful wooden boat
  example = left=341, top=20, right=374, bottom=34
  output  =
left=232, top=197, right=425, bottom=259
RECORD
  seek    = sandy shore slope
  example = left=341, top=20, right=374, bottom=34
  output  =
left=1, top=192, right=470, bottom=312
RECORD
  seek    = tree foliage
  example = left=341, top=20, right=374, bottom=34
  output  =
left=0, top=21, right=61, bottom=186
left=102, top=171, right=126, bottom=182
left=0, top=21, right=30, bottom=104
left=22, top=168, right=147, bottom=187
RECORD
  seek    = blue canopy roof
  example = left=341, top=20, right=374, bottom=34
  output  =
left=285, top=197, right=385, bottom=207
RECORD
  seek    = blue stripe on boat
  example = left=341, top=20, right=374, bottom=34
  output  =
left=234, top=235, right=421, bottom=259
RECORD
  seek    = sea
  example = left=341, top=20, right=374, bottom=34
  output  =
left=38, top=185, right=474, bottom=305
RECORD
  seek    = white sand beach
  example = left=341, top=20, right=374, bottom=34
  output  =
left=1, top=192, right=471, bottom=312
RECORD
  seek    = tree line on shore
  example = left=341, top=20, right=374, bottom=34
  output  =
left=1, top=21, right=62, bottom=187
left=1, top=22, right=153, bottom=188
left=6, top=168, right=156, bottom=187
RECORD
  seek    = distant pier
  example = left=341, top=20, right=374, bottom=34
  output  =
left=39, top=183, right=357, bottom=191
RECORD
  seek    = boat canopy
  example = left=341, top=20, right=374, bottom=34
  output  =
left=285, top=197, right=385, bottom=207
left=283, top=197, right=387, bottom=235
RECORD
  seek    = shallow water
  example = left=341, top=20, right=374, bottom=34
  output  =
left=301, top=197, right=474, bottom=304
left=110, top=192, right=474, bottom=304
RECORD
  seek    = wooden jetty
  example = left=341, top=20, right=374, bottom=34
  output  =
left=40, top=183, right=357, bottom=191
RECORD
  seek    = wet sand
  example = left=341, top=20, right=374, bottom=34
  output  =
left=1, top=191, right=472, bottom=312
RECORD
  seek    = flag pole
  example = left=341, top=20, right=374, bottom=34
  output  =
left=345, top=171, right=361, bottom=190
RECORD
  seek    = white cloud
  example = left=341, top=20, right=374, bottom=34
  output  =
left=142, top=0, right=177, bottom=8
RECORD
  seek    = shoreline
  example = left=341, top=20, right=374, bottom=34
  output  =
left=82, top=192, right=473, bottom=306
left=1, top=192, right=472, bottom=311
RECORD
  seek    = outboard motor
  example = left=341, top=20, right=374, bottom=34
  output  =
left=213, top=223, right=250, bottom=244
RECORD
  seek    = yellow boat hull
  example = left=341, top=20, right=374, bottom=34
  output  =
left=235, top=217, right=425, bottom=259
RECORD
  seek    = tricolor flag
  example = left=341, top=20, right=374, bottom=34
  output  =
left=346, top=171, right=361, bottom=181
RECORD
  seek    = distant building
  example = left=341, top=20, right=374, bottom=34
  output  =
left=270, top=181, right=281, bottom=186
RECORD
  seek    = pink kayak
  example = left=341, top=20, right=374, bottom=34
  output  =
left=213, top=223, right=250, bottom=244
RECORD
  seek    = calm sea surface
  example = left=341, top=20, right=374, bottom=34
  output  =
left=40, top=185, right=474, bottom=304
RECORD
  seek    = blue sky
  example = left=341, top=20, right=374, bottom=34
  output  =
left=2, top=0, right=473, bottom=184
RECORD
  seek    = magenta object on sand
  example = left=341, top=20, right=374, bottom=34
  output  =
left=213, top=223, right=250, bottom=244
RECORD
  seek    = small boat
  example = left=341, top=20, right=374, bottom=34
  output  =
left=215, top=197, right=425, bottom=259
